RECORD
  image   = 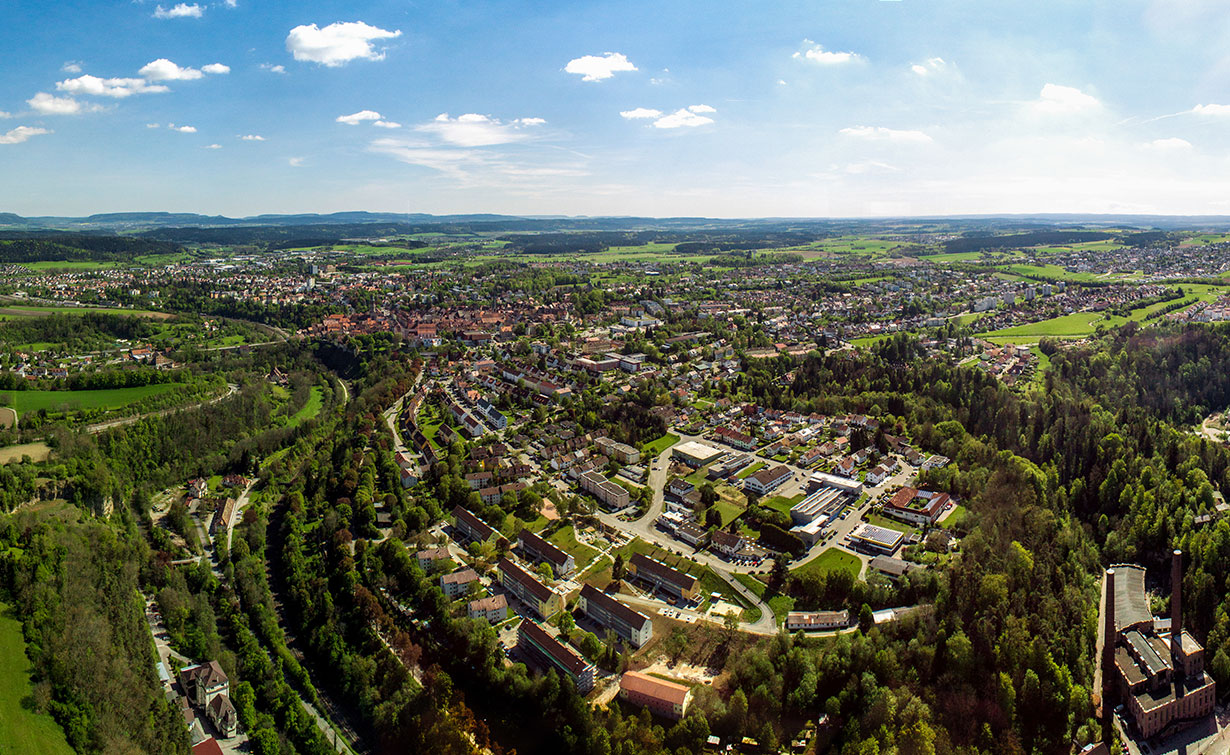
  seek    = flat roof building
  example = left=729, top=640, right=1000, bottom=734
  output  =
left=848, top=523, right=904, bottom=555
left=673, top=441, right=724, bottom=468
left=785, top=610, right=850, bottom=632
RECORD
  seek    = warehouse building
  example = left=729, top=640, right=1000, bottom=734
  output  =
left=673, top=441, right=724, bottom=468
left=848, top=523, right=904, bottom=555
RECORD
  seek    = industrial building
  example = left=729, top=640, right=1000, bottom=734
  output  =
left=1102, top=551, right=1215, bottom=740
left=789, top=486, right=849, bottom=546
left=785, top=610, right=850, bottom=632
left=848, top=523, right=904, bottom=555
left=673, top=440, right=724, bottom=467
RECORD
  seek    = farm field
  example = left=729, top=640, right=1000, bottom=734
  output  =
left=0, top=603, right=73, bottom=755
left=0, top=384, right=183, bottom=417
left=20, top=260, right=119, bottom=271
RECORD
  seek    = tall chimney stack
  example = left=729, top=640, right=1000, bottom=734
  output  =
left=1172, top=549, right=1183, bottom=674
left=1103, top=568, right=1117, bottom=728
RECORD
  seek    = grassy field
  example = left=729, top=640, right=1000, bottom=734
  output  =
left=20, top=261, right=118, bottom=271
left=0, top=407, right=14, bottom=429
left=642, top=433, right=679, bottom=456
left=0, top=384, right=183, bottom=418
left=0, top=603, right=73, bottom=754
left=789, top=548, right=862, bottom=580
left=734, top=461, right=764, bottom=480
left=285, top=386, right=324, bottom=428
left=0, top=442, right=51, bottom=465
left=0, top=305, right=172, bottom=319
left=866, top=512, right=917, bottom=534
left=761, top=493, right=804, bottom=517
left=713, top=499, right=744, bottom=527
left=977, top=311, right=1117, bottom=343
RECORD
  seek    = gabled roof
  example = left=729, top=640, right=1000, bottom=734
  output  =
left=580, top=584, right=651, bottom=630
left=620, top=670, right=690, bottom=706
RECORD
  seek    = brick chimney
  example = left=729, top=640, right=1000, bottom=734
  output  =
left=1103, top=568, right=1117, bottom=723
left=1172, top=550, right=1183, bottom=680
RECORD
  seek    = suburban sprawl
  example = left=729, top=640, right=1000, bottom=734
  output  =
left=5, top=214, right=1230, bottom=755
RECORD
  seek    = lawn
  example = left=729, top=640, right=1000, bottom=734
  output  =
left=547, top=525, right=600, bottom=568
left=734, top=462, right=765, bottom=480
left=941, top=505, right=970, bottom=528
left=713, top=499, right=744, bottom=527
left=285, top=386, right=323, bottom=428
left=0, top=603, right=73, bottom=754
left=20, top=260, right=119, bottom=271
left=866, top=512, right=917, bottom=534
left=642, top=433, right=680, bottom=456
left=0, top=305, right=172, bottom=319
left=0, top=384, right=184, bottom=418
left=684, top=467, right=711, bottom=486
left=789, top=548, right=862, bottom=580
left=762, top=493, right=804, bottom=516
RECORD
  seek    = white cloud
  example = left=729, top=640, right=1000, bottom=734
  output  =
left=373, top=120, right=401, bottom=129
left=288, top=156, right=305, bottom=167
left=224, top=0, right=237, bottom=7
left=57, top=74, right=169, bottom=98
left=652, top=108, right=715, bottom=129
left=139, top=59, right=203, bottom=81
left=27, top=92, right=92, bottom=115
left=911, top=57, right=946, bottom=76
left=564, top=52, right=636, bottom=82
left=260, top=63, right=287, bottom=74
left=687, top=104, right=716, bottom=114
left=170, top=124, right=197, bottom=133
left=839, top=125, right=933, bottom=144
left=239, top=134, right=265, bottom=141
left=0, top=111, right=10, bottom=119
left=515, top=117, right=547, bottom=126
left=0, top=126, right=52, bottom=145
left=202, top=63, right=230, bottom=75
left=1192, top=103, right=1230, bottom=117
left=147, top=123, right=160, bottom=128
left=62, top=61, right=82, bottom=74
left=843, top=161, right=899, bottom=175
left=336, top=109, right=382, bottom=125
left=204, top=143, right=222, bottom=149
left=620, top=108, right=662, bottom=120
left=286, top=21, right=402, bottom=66
left=1144, top=137, right=1192, bottom=150
left=1031, top=83, right=1101, bottom=115
left=417, top=113, right=542, bottom=147
left=793, top=40, right=862, bottom=65
left=154, top=3, right=204, bottom=19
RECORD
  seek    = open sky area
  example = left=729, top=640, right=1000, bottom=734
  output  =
left=5, top=0, right=1230, bottom=217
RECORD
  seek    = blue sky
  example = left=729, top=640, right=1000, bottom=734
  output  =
left=4, top=0, right=1230, bottom=217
